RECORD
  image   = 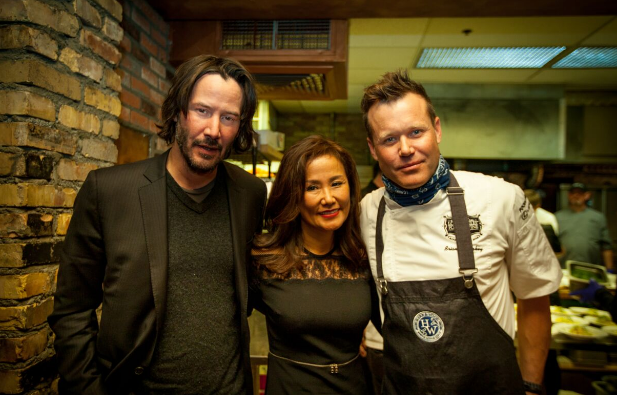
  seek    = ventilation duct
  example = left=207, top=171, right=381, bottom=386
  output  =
left=222, top=20, right=331, bottom=50
left=170, top=19, right=348, bottom=101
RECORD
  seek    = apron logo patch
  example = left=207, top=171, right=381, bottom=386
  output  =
left=443, top=215, right=482, bottom=240
left=413, top=311, right=445, bottom=342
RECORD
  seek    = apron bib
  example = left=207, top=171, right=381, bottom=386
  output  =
left=375, top=174, right=525, bottom=395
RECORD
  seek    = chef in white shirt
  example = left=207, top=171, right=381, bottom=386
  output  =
left=359, top=70, right=562, bottom=395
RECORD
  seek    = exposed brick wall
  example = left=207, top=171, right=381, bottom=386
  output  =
left=276, top=112, right=373, bottom=166
left=0, top=0, right=123, bottom=392
left=116, top=0, right=173, bottom=163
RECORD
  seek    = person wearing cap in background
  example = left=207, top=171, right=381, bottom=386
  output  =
left=556, top=183, right=614, bottom=271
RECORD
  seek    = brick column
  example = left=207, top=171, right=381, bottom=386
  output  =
left=116, top=0, right=172, bottom=164
left=0, top=0, right=123, bottom=393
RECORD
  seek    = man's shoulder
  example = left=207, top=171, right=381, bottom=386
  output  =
left=360, top=187, right=385, bottom=229
left=556, top=207, right=603, bottom=220
left=452, top=170, right=524, bottom=215
left=361, top=187, right=385, bottom=211
left=584, top=207, right=608, bottom=220
left=451, top=170, right=518, bottom=194
left=89, top=155, right=162, bottom=182
left=452, top=169, right=505, bottom=184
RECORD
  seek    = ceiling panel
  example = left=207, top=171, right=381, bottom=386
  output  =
left=410, top=69, right=540, bottom=84
left=528, top=69, right=617, bottom=85
left=421, top=17, right=613, bottom=47
left=348, top=68, right=418, bottom=85
left=349, top=18, right=429, bottom=36
left=349, top=47, right=416, bottom=69
left=349, top=34, right=425, bottom=48
left=583, top=18, right=617, bottom=45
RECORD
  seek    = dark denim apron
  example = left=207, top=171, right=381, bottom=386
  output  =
left=375, top=174, right=525, bottom=395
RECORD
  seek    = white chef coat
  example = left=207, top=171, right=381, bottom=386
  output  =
left=364, top=321, right=383, bottom=350
left=360, top=170, right=562, bottom=339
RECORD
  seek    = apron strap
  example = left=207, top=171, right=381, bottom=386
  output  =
left=374, top=172, right=477, bottom=294
left=375, top=196, right=388, bottom=295
left=446, top=173, right=477, bottom=288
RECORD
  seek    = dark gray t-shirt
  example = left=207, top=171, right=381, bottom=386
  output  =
left=139, top=170, right=244, bottom=394
left=556, top=207, right=612, bottom=266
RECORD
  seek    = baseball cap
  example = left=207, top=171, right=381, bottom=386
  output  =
left=570, top=182, right=587, bottom=191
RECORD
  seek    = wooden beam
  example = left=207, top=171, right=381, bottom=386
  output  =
left=169, top=21, right=218, bottom=67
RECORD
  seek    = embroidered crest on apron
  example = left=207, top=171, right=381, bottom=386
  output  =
left=412, top=311, right=444, bottom=342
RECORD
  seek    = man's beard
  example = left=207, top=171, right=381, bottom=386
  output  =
left=176, top=123, right=227, bottom=175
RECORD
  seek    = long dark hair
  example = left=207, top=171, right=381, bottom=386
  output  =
left=254, top=135, right=366, bottom=274
left=158, top=55, right=257, bottom=156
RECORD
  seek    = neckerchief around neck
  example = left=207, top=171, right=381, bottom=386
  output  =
left=382, top=155, right=450, bottom=206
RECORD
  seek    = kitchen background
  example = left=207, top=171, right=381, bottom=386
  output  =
left=0, top=0, right=616, bottom=393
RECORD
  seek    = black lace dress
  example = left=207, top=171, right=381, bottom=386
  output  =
left=250, top=251, right=376, bottom=395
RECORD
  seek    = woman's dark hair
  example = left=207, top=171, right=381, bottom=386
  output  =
left=157, top=55, right=257, bottom=156
left=254, top=135, right=366, bottom=274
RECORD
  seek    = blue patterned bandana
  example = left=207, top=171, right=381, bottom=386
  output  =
left=382, top=155, right=450, bottom=206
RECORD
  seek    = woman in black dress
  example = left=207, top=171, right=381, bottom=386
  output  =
left=251, top=135, right=378, bottom=394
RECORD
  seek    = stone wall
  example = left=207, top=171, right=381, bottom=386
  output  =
left=0, top=0, right=123, bottom=393
left=0, top=0, right=172, bottom=390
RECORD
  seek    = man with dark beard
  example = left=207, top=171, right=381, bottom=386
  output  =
left=49, top=55, right=267, bottom=395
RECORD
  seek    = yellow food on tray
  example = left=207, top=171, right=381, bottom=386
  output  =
left=559, top=324, right=607, bottom=339
left=550, top=306, right=570, bottom=315
left=587, top=308, right=610, bottom=317
left=602, top=326, right=617, bottom=336
left=553, top=316, right=576, bottom=324
left=568, top=325, right=593, bottom=336
left=594, top=316, right=616, bottom=326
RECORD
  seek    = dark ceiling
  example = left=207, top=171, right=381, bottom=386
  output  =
left=149, top=0, right=617, bottom=21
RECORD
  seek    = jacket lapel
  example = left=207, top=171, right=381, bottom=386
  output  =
left=224, top=163, right=249, bottom=310
left=139, top=151, right=169, bottom=334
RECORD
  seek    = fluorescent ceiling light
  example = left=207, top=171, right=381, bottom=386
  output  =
left=416, top=47, right=566, bottom=69
left=552, top=47, right=617, bottom=68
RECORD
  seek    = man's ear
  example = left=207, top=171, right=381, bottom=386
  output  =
left=434, top=116, right=442, bottom=144
left=367, top=137, right=378, bottom=161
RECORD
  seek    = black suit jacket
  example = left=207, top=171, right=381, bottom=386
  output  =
left=49, top=151, right=267, bottom=395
